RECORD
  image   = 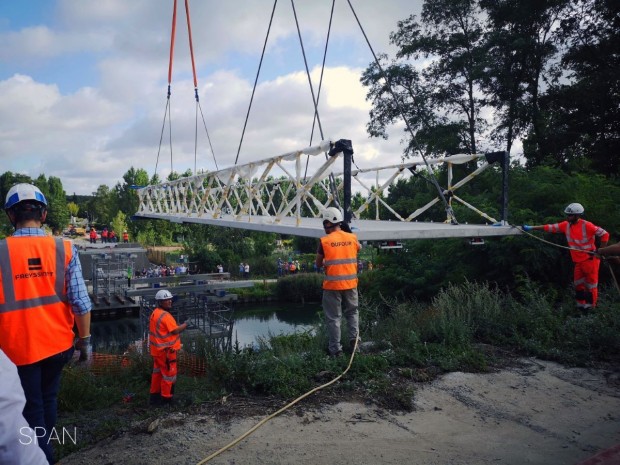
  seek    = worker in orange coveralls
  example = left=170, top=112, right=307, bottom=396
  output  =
left=523, top=203, right=609, bottom=310
left=148, top=290, right=188, bottom=406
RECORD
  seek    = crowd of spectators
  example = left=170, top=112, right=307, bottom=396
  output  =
left=134, top=264, right=189, bottom=278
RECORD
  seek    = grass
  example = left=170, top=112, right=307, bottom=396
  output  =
left=54, top=278, right=620, bottom=461
left=227, top=280, right=278, bottom=300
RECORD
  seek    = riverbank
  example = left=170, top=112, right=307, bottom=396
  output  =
left=59, top=357, right=620, bottom=465
left=56, top=280, right=620, bottom=464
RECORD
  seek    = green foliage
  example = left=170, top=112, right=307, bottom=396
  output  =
left=276, top=274, right=323, bottom=303
left=0, top=171, right=34, bottom=236
left=131, top=218, right=182, bottom=247
left=34, top=175, right=70, bottom=234
left=182, top=224, right=277, bottom=275
left=187, top=245, right=223, bottom=274
left=229, top=281, right=277, bottom=299
left=110, top=211, right=128, bottom=238
left=55, top=279, right=619, bottom=461
left=356, top=164, right=620, bottom=304
left=291, top=235, right=318, bottom=254
left=67, top=202, right=80, bottom=218
left=363, top=0, right=618, bottom=176
left=524, top=0, right=620, bottom=174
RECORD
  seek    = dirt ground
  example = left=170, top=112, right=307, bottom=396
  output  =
left=59, top=357, right=620, bottom=465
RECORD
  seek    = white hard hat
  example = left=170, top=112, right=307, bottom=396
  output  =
left=155, top=289, right=174, bottom=301
left=322, top=207, right=343, bottom=224
left=564, top=203, right=584, bottom=215
left=5, top=183, right=48, bottom=210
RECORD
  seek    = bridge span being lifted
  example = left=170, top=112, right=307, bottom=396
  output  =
left=133, top=140, right=521, bottom=241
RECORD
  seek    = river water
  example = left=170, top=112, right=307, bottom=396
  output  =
left=91, top=301, right=322, bottom=352
left=232, top=302, right=321, bottom=347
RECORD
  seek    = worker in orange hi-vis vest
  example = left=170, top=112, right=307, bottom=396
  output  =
left=523, top=203, right=609, bottom=310
left=316, top=207, right=361, bottom=357
left=0, top=183, right=92, bottom=463
left=122, top=230, right=129, bottom=243
left=148, top=290, right=188, bottom=406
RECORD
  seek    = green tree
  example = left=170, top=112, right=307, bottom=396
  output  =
left=113, top=167, right=150, bottom=239
left=36, top=175, right=69, bottom=234
left=364, top=164, right=620, bottom=302
left=0, top=172, right=34, bottom=236
left=111, top=211, right=128, bottom=239
left=67, top=202, right=80, bottom=219
left=480, top=0, right=568, bottom=155
left=113, top=167, right=149, bottom=215
left=87, top=185, right=114, bottom=227
left=527, top=0, right=620, bottom=174
left=362, top=0, right=487, bottom=158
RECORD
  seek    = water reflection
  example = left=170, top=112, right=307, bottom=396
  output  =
left=233, top=303, right=321, bottom=347
left=91, top=318, right=143, bottom=352
left=91, top=302, right=322, bottom=351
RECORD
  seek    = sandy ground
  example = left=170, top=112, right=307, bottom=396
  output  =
left=60, top=358, right=620, bottom=465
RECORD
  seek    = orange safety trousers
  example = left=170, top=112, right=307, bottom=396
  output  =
left=150, top=349, right=177, bottom=398
left=574, top=258, right=600, bottom=307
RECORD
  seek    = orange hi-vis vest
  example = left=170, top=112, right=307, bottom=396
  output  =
left=149, top=308, right=181, bottom=356
left=0, top=236, right=74, bottom=365
left=545, top=219, right=609, bottom=263
left=320, top=229, right=361, bottom=290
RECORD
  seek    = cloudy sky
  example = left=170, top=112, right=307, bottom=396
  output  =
left=0, top=0, right=425, bottom=196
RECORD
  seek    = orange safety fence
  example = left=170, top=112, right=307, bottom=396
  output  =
left=84, top=351, right=207, bottom=377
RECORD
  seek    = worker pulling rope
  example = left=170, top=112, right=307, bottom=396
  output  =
left=515, top=224, right=620, bottom=298
left=195, top=337, right=360, bottom=464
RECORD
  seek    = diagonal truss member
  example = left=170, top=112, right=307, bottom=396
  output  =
left=134, top=140, right=518, bottom=240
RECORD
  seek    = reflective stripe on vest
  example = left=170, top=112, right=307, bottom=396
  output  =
left=546, top=220, right=607, bottom=263
left=149, top=308, right=180, bottom=353
left=0, top=238, right=67, bottom=313
left=0, top=236, right=74, bottom=365
left=565, top=221, right=594, bottom=251
left=320, top=230, right=359, bottom=290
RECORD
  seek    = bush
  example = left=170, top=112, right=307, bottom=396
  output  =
left=55, top=279, right=620, bottom=462
left=276, top=274, right=323, bottom=303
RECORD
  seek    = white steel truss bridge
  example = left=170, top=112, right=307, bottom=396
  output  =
left=134, top=140, right=521, bottom=241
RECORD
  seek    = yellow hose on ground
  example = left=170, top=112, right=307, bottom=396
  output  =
left=196, top=337, right=360, bottom=464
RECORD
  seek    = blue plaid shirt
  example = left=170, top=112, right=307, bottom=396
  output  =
left=12, top=228, right=92, bottom=315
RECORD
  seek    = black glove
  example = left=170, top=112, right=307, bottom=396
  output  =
left=75, top=336, right=92, bottom=363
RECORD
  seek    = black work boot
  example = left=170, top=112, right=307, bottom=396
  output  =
left=149, top=393, right=162, bottom=407
left=161, top=396, right=175, bottom=406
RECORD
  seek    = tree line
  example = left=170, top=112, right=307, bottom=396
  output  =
left=362, top=0, right=618, bottom=176
left=0, top=0, right=617, bottom=302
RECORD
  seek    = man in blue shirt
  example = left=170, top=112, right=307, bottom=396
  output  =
left=0, top=183, right=92, bottom=464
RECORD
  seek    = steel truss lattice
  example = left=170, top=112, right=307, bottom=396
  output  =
left=134, top=140, right=521, bottom=240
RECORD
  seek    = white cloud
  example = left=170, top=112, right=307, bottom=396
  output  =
left=0, top=0, right=421, bottom=194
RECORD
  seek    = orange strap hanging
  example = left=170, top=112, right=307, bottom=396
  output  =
left=167, top=0, right=199, bottom=97
left=184, top=0, right=199, bottom=92
left=167, top=0, right=178, bottom=92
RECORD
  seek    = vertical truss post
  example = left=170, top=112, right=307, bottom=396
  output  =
left=485, top=150, right=510, bottom=225
left=502, top=150, right=509, bottom=225
left=329, top=139, right=354, bottom=224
